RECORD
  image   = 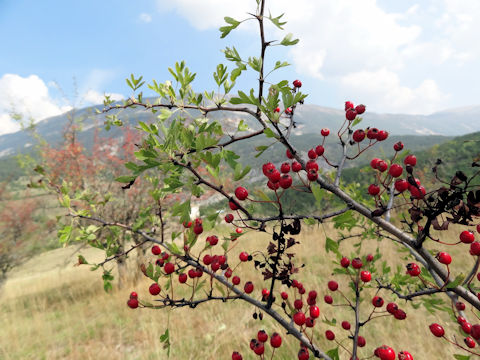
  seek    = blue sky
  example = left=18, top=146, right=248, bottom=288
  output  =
left=1, top=0, right=480, bottom=135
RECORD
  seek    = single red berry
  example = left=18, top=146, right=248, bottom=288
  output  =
left=211, top=261, right=220, bottom=271
left=257, top=330, right=268, bottom=342
left=366, top=254, right=374, bottom=262
left=370, top=158, right=381, bottom=169
left=471, top=324, right=480, bottom=340
left=321, top=128, right=330, bottom=136
left=307, top=169, right=318, bottom=181
left=386, top=302, right=398, bottom=314
left=127, top=298, right=139, bottom=309
left=207, top=235, right=219, bottom=246
left=310, top=305, right=320, bottom=318
left=229, top=201, right=238, bottom=210
left=345, top=101, right=354, bottom=110
left=293, top=79, right=302, bottom=88
left=193, top=224, right=203, bottom=235
left=130, top=291, right=138, bottom=299
left=436, top=252, right=452, bottom=265
left=232, top=276, right=240, bottom=285
left=294, top=299, right=303, bottom=310
left=471, top=242, right=480, bottom=256
left=368, top=184, right=380, bottom=196
left=342, top=321, right=351, bottom=330
left=253, top=342, right=264, bottom=355
left=328, top=280, right=338, bottom=291
left=404, top=154, right=417, bottom=166
left=465, top=337, right=476, bottom=348
left=307, top=297, right=316, bottom=306
left=298, top=287, right=306, bottom=295
left=460, top=230, right=475, bottom=244
left=203, top=254, right=213, bottom=265
left=398, top=351, right=413, bottom=360
left=285, top=107, right=293, bottom=115
left=462, top=322, right=472, bottom=334
left=376, top=160, right=388, bottom=172
left=225, top=213, right=234, bottom=223
left=164, top=262, right=175, bottom=274
left=429, top=323, right=445, bottom=337
left=298, top=348, right=309, bottom=360
left=305, top=317, right=315, bottom=328
left=269, top=169, right=281, bottom=183
left=270, top=332, right=282, bottom=348
left=324, top=295, right=333, bottom=304
left=286, top=149, right=294, bottom=159
left=372, top=296, right=384, bottom=307
left=376, top=130, right=389, bottom=141
left=263, top=162, right=276, bottom=176
left=367, top=128, right=379, bottom=140
left=244, top=281, right=254, bottom=294
left=149, top=283, right=161, bottom=295
left=280, top=162, right=291, bottom=173
left=340, top=257, right=350, bottom=268
left=308, top=148, right=317, bottom=159
left=293, top=312, right=306, bottom=326
left=395, top=179, right=409, bottom=192
left=394, top=309, right=407, bottom=320
left=393, top=141, right=404, bottom=151
left=361, top=270, right=372, bottom=282
left=235, top=186, right=248, bottom=200
left=352, top=129, right=366, bottom=142
left=376, top=345, right=396, bottom=360
left=292, top=161, right=302, bottom=172
left=179, top=273, right=188, bottom=283
left=262, top=288, right=270, bottom=299
left=456, top=302, right=466, bottom=311
left=409, top=185, right=426, bottom=199
left=358, top=336, right=366, bottom=347
left=352, top=257, right=363, bottom=269
left=406, top=263, right=421, bottom=277
left=236, top=227, right=243, bottom=234
left=182, top=221, right=192, bottom=228
left=232, top=351, right=243, bottom=360
left=279, top=174, right=293, bottom=189
left=224, top=268, right=233, bottom=278
left=458, top=316, right=467, bottom=324
left=281, top=291, right=288, bottom=300
left=389, top=164, right=403, bottom=178
left=306, top=159, right=319, bottom=172
left=188, top=268, right=197, bottom=278
left=355, top=104, right=366, bottom=114
left=274, top=107, right=280, bottom=113
left=239, top=252, right=249, bottom=262
left=326, top=330, right=335, bottom=340
left=151, top=245, right=161, bottom=255
left=267, top=180, right=280, bottom=190
left=346, top=109, right=357, bottom=121
left=292, top=280, right=299, bottom=288
left=315, top=145, right=325, bottom=156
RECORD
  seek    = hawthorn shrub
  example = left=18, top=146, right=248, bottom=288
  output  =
left=34, top=0, right=480, bottom=359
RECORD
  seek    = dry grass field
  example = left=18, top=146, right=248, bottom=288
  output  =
left=0, top=223, right=475, bottom=359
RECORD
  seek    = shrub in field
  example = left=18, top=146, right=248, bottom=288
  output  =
left=33, top=0, right=480, bottom=358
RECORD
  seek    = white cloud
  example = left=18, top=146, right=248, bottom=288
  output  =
left=139, top=13, right=152, bottom=23
left=0, top=74, right=72, bottom=136
left=339, top=68, right=449, bottom=114
left=82, top=89, right=124, bottom=105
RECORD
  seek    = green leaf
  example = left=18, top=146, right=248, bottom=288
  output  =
left=326, top=347, right=340, bottom=360
left=280, top=33, right=299, bottom=46
left=254, top=145, right=269, bottom=158
left=310, top=183, right=322, bottom=207
left=166, top=242, right=182, bottom=255
left=303, top=218, right=316, bottom=225
left=268, top=13, right=287, bottom=29
left=264, top=128, right=277, bottom=139
left=325, top=237, right=340, bottom=257
left=273, top=60, right=290, bottom=71
left=233, top=163, right=251, bottom=181
left=453, top=355, right=471, bottom=360
left=116, top=175, right=137, bottom=183
left=447, top=273, right=465, bottom=289
left=237, top=119, right=249, bottom=132
left=351, top=116, right=362, bottom=128
left=219, top=17, right=241, bottom=38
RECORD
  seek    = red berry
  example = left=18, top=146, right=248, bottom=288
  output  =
left=465, top=337, right=476, bottom=348
left=394, top=141, right=404, bottom=151
left=367, top=128, right=378, bottom=140
left=267, top=180, right=280, bottom=190
left=270, top=332, right=282, bottom=348
left=285, top=107, right=293, bottom=115
left=279, top=174, right=293, bottom=189
left=372, top=296, right=384, bottom=307
left=127, top=298, right=139, bottom=309
left=324, top=295, right=333, bottom=304
left=151, top=245, right=161, bottom=255
left=376, top=160, right=388, bottom=172
left=398, top=351, right=413, bottom=360
left=352, top=257, right=363, bottom=269
left=346, top=109, right=357, bottom=121
left=244, top=281, right=254, bottom=294
left=281, top=291, right=288, bottom=300
left=389, top=164, right=403, bottom=178
left=460, top=230, right=475, bottom=244
left=235, top=186, right=248, bottom=200
left=477, top=224, right=480, bottom=233
left=308, top=148, right=317, bottom=159
left=286, top=149, right=294, bottom=159
left=306, top=159, right=319, bottom=172
left=471, top=242, right=480, bottom=256
left=458, top=316, right=467, bottom=324
left=298, top=348, right=309, bottom=360
left=253, top=342, right=264, bottom=355
left=366, top=254, right=374, bottom=262
left=340, top=321, right=350, bottom=330
left=164, top=262, right=175, bottom=274
left=232, top=276, right=240, bottom=285
left=274, top=107, right=280, bottom=113
left=239, top=252, right=249, bottom=262
left=305, top=317, right=315, bottom=328
left=370, top=158, right=381, bottom=169
left=293, top=311, right=306, bottom=326
left=361, top=270, right=372, bottom=282
left=376, top=130, right=389, bottom=141
left=345, top=101, right=354, bottom=110
left=292, top=161, right=302, bottom=172
left=257, top=330, right=268, bottom=342
left=232, top=351, right=243, bottom=360
left=352, top=129, right=366, bottom=142
left=409, top=185, right=426, bottom=199
left=326, top=330, right=335, bottom=340
left=269, top=169, right=281, bottom=183
left=225, top=213, right=234, bottom=223
left=341, top=257, right=350, bottom=268
left=436, top=252, right=452, bottom=265
left=182, top=221, right=192, bottom=228
left=203, top=254, right=213, bottom=265
left=321, top=128, right=330, bottom=136
left=429, top=323, right=445, bottom=337
left=394, top=309, right=407, bottom=320
left=404, top=154, right=417, bottom=166
left=328, top=280, right=338, bottom=291
left=307, top=169, right=318, bottom=181
left=315, top=145, right=325, bottom=156
left=263, top=162, right=276, bottom=176
left=354, top=104, right=365, bottom=114
left=130, top=291, right=138, bottom=299
left=358, top=336, right=366, bottom=347
left=406, top=263, right=421, bottom=277
left=462, top=322, right=472, bottom=334
left=179, top=273, right=188, bottom=283
left=224, top=268, right=233, bottom=278
left=207, top=235, right=219, bottom=246
left=229, top=201, right=238, bottom=210
left=149, top=283, right=161, bottom=295
left=310, top=305, right=320, bottom=318
left=368, top=184, right=380, bottom=196
left=376, top=345, right=396, bottom=360
left=394, top=179, right=409, bottom=192
left=262, top=288, right=270, bottom=299
left=193, top=224, right=203, bottom=235
left=236, top=227, right=243, bottom=234
left=281, top=162, right=291, bottom=173
left=456, top=302, right=466, bottom=311
left=386, top=302, right=398, bottom=314
left=294, top=299, right=303, bottom=310
left=471, top=324, right=480, bottom=340
left=293, top=79, right=302, bottom=88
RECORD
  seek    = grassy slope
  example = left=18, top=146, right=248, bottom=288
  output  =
left=1, top=224, right=474, bottom=360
